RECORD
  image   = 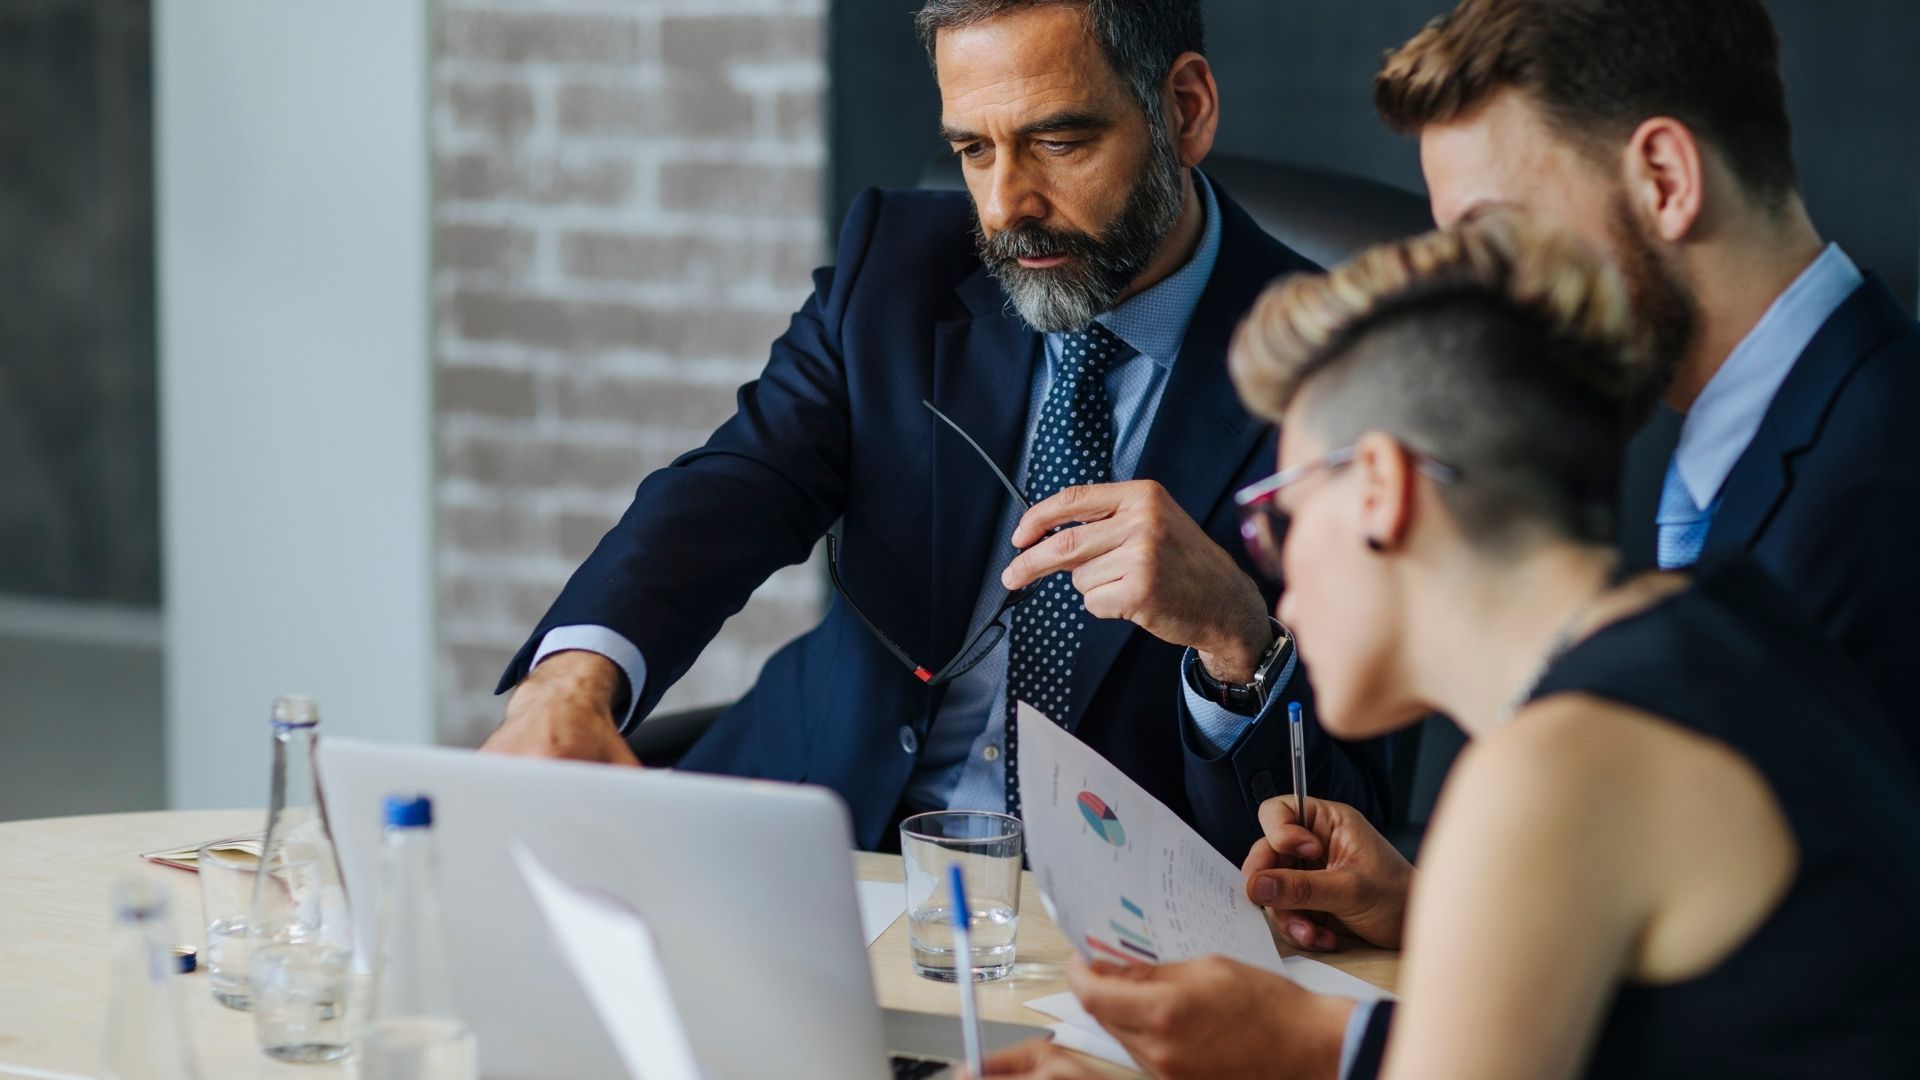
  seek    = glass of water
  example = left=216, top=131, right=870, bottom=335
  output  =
left=900, top=811, right=1022, bottom=982
left=197, top=839, right=260, bottom=1010
left=249, top=849, right=354, bottom=1062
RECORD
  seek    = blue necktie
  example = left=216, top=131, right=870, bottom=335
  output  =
left=1004, top=323, right=1129, bottom=818
left=1655, top=459, right=1716, bottom=569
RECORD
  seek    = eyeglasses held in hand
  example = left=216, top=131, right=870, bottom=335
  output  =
left=1234, top=443, right=1460, bottom=584
left=824, top=401, right=1041, bottom=685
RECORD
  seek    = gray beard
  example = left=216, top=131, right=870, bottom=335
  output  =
left=976, top=127, right=1186, bottom=334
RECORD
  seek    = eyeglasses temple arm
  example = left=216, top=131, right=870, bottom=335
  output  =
left=824, top=535, right=934, bottom=681
left=922, top=399, right=1031, bottom=512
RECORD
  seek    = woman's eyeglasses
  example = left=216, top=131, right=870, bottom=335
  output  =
left=1234, top=444, right=1460, bottom=584
left=825, top=401, right=1040, bottom=686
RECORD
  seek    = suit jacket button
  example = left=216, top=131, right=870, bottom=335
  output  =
left=899, top=726, right=920, bottom=754
left=1251, top=770, right=1278, bottom=804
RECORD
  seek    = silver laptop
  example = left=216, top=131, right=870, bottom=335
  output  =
left=316, top=737, right=1043, bottom=1079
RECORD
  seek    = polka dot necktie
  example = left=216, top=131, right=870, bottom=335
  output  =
left=1004, top=322, right=1130, bottom=818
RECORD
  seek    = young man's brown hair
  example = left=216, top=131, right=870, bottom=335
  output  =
left=1375, top=0, right=1799, bottom=208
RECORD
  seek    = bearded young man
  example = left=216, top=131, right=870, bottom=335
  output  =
left=479, top=0, right=1393, bottom=855
left=1379, top=0, right=1920, bottom=769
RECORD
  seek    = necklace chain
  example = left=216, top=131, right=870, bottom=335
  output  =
left=1501, top=562, right=1623, bottom=723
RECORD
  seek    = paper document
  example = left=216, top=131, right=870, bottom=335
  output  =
left=1015, top=702, right=1288, bottom=975
left=855, top=878, right=905, bottom=947
left=1284, top=954, right=1392, bottom=1002
left=511, top=843, right=704, bottom=1080
left=1024, top=992, right=1139, bottom=1072
left=139, top=834, right=263, bottom=873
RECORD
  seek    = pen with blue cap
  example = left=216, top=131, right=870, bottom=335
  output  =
left=948, top=863, right=985, bottom=1077
left=1288, top=701, right=1311, bottom=835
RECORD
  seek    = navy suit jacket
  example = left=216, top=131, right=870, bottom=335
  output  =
left=499, top=183, right=1394, bottom=855
left=1701, top=271, right=1920, bottom=762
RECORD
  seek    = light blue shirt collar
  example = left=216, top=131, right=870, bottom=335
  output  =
left=1086, top=168, right=1223, bottom=370
left=1674, top=243, right=1862, bottom=507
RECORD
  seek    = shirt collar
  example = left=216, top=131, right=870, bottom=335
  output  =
left=1674, top=243, right=1863, bottom=507
left=1078, top=168, right=1223, bottom=371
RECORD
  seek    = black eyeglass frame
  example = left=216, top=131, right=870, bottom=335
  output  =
left=1234, top=443, right=1461, bottom=582
left=824, top=401, right=1042, bottom=686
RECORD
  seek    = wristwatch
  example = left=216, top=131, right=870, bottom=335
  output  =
left=1189, top=619, right=1293, bottom=715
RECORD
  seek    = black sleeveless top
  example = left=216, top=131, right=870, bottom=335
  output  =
left=1353, top=556, right=1920, bottom=1078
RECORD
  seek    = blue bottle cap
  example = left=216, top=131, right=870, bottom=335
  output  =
left=383, top=794, right=433, bottom=828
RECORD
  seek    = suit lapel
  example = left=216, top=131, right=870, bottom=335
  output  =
left=928, top=269, right=1043, bottom=669
left=1063, top=193, right=1300, bottom=730
left=1705, top=275, right=1902, bottom=556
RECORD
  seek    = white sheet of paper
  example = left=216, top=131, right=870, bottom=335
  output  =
left=511, top=843, right=704, bottom=1080
left=855, top=878, right=905, bottom=947
left=1014, top=702, right=1288, bottom=975
left=1284, top=954, right=1394, bottom=1001
left=1024, top=992, right=1138, bottom=1071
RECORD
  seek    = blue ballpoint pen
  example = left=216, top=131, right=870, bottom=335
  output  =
left=1288, top=701, right=1311, bottom=834
left=948, top=863, right=985, bottom=1077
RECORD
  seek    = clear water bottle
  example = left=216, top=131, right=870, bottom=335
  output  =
left=248, top=693, right=354, bottom=1063
left=100, top=878, right=201, bottom=1080
left=359, top=795, right=478, bottom=1080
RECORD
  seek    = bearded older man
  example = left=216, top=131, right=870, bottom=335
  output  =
left=480, top=0, right=1393, bottom=855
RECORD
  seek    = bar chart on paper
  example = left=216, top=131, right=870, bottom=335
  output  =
left=1083, top=894, right=1159, bottom=965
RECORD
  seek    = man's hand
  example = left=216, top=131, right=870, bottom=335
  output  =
left=1065, top=954, right=1351, bottom=1079
left=1242, top=796, right=1412, bottom=951
left=480, top=650, right=641, bottom=766
left=999, top=481, right=1272, bottom=682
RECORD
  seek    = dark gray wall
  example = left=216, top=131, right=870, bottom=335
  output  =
left=830, top=0, right=1920, bottom=311
left=0, top=0, right=158, bottom=605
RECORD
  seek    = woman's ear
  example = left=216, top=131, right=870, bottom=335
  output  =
left=1353, top=431, right=1414, bottom=552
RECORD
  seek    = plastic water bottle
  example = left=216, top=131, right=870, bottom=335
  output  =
left=358, top=795, right=478, bottom=1080
left=100, top=878, right=201, bottom=1080
left=249, top=693, right=354, bottom=1062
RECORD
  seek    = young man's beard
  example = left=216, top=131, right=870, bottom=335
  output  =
left=973, top=122, right=1186, bottom=333
left=1608, top=191, right=1699, bottom=417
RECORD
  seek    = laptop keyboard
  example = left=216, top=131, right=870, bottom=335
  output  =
left=890, top=1055, right=950, bottom=1080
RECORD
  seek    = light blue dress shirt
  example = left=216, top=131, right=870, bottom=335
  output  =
left=535, top=170, right=1274, bottom=805
left=1335, top=243, right=1866, bottom=1080
left=1671, top=243, right=1862, bottom=509
left=907, top=170, right=1231, bottom=813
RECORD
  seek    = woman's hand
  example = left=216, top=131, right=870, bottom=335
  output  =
left=1071, top=954, right=1348, bottom=1079
left=970, top=1038, right=1108, bottom=1079
left=1242, top=796, right=1414, bottom=951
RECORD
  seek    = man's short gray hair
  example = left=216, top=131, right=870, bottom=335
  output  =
left=914, top=0, right=1205, bottom=118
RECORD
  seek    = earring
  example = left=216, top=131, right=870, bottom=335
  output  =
left=1365, top=536, right=1385, bottom=553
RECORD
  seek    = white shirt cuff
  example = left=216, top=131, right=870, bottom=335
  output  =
left=1339, top=1000, right=1377, bottom=1080
left=532, top=625, right=648, bottom=735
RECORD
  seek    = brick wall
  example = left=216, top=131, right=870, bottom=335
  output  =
left=432, top=0, right=829, bottom=745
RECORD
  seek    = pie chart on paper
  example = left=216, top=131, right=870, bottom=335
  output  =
left=1076, top=791, right=1127, bottom=847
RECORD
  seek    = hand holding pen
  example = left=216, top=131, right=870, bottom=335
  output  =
left=1239, top=782, right=1416, bottom=952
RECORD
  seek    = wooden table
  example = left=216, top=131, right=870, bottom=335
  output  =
left=0, top=810, right=1398, bottom=1079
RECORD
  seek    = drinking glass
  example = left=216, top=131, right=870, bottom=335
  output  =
left=900, top=811, right=1023, bottom=982
left=197, top=840, right=260, bottom=1010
